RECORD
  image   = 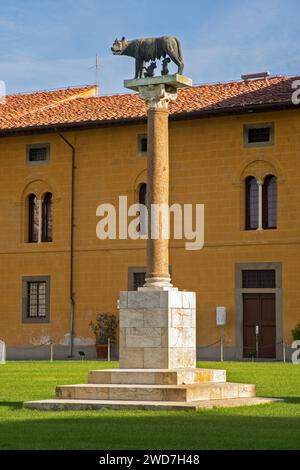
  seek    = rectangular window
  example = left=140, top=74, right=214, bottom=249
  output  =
left=26, top=144, right=50, bottom=164
left=133, top=272, right=146, bottom=290
left=137, top=134, right=148, bottom=156
left=242, top=269, right=276, bottom=288
left=27, top=281, right=46, bottom=318
left=244, top=123, right=274, bottom=147
left=128, top=267, right=147, bottom=291
left=22, top=276, right=50, bottom=323
left=248, top=127, right=270, bottom=143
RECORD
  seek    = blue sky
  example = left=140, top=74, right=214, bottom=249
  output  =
left=0, top=0, right=299, bottom=95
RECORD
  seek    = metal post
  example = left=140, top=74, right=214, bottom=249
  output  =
left=107, top=338, right=111, bottom=362
left=50, top=342, right=54, bottom=362
left=283, top=341, right=286, bottom=363
left=255, top=325, right=259, bottom=360
left=1, top=342, right=5, bottom=364
left=220, top=331, right=224, bottom=362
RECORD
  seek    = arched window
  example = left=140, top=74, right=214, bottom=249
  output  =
left=28, top=194, right=39, bottom=243
left=245, top=176, right=258, bottom=230
left=139, top=183, right=147, bottom=206
left=138, top=183, right=147, bottom=235
left=42, top=193, right=53, bottom=242
left=262, top=175, right=277, bottom=229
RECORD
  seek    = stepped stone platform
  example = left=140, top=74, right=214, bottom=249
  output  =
left=23, top=368, right=277, bottom=411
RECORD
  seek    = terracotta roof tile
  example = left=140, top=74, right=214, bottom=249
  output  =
left=0, top=76, right=298, bottom=133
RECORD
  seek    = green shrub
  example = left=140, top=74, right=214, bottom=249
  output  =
left=291, top=323, right=300, bottom=341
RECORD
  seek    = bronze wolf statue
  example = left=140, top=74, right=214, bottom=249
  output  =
left=111, top=36, right=184, bottom=79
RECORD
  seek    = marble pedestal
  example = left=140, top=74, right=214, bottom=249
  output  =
left=119, top=289, right=196, bottom=369
left=23, top=288, right=275, bottom=411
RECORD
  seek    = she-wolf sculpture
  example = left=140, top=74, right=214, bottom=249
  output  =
left=111, top=35, right=184, bottom=79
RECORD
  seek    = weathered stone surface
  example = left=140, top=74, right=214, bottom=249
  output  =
left=119, top=290, right=196, bottom=369
left=127, top=291, right=161, bottom=309
left=119, top=291, right=128, bottom=308
left=168, top=327, right=196, bottom=348
left=24, top=397, right=279, bottom=412
left=168, top=348, right=196, bottom=369
left=168, top=291, right=183, bottom=308
left=144, top=348, right=169, bottom=369
left=88, top=371, right=112, bottom=384
left=56, top=385, right=110, bottom=400
left=88, top=368, right=227, bottom=385
left=120, top=347, right=144, bottom=369
left=111, top=371, right=156, bottom=385
left=119, top=309, right=144, bottom=328
left=143, top=308, right=168, bottom=327
left=182, top=292, right=196, bottom=309
left=56, top=382, right=256, bottom=403
left=171, top=309, right=195, bottom=328
left=192, top=368, right=226, bottom=384
left=125, top=327, right=162, bottom=348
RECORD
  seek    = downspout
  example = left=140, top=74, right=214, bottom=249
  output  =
left=55, top=128, right=76, bottom=358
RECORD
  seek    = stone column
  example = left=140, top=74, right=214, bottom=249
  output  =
left=138, top=84, right=177, bottom=289
left=119, top=75, right=195, bottom=370
left=257, top=179, right=263, bottom=231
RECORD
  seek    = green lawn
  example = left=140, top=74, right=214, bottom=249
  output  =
left=0, top=361, right=299, bottom=450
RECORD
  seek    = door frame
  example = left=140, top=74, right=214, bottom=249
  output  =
left=235, top=262, right=283, bottom=360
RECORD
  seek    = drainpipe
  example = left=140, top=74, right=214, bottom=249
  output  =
left=55, top=128, right=76, bottom=358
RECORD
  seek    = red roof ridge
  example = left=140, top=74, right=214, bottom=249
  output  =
left=6, top=84, right=97, bottom=99
left=1, top=85, right=98, bottom=122
left=4, top=75, right=296, bottom=101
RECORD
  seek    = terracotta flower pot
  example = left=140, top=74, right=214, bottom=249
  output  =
left=95, top=344, right=108, bottom=359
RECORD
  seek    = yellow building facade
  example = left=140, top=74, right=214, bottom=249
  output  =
left=0, top=80, right=299, bottom=360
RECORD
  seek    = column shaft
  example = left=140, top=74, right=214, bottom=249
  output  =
left=145, top=106, right=171, bottom=287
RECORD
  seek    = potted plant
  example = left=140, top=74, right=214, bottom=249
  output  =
left=89, top=313, right=118, bottom=359
left=292, top=323, right=300, bottom=341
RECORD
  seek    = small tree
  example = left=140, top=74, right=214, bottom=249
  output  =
left=292, top=324, right=300, bottom=341
left=90, top=313, right=118, bottom=345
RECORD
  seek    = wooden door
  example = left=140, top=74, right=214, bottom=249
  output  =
left=243, top=293, right=276, bottom=358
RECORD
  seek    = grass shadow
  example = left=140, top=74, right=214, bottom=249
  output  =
left=278, top=397, right=300, bottom=404
left=0, top=411, right=300, bottom=450
left=0, top=401, right=23, bottom=410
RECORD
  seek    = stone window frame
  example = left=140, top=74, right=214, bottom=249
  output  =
left=137, top=134, right=148, bottom=157
left=22, top=275, right=51, bottom=324
left=26, top=143, right=50, bottom=166
left=243, top=122, right=275, bottom=148
left=235, top=262, right=283, bottom=359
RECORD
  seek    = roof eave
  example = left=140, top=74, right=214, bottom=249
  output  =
left=0, top=101, right=296, bottom=137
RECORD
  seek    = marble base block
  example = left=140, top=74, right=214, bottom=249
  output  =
left=119, top=290, right=196, bottom=369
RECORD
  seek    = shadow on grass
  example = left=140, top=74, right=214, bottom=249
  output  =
left=0, top=401, right=23, bottom=410
left=0, top=408, right=300, bottom=450
left=279, top=397, right=300, bottom=404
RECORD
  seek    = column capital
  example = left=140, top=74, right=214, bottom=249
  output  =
left=138, top=84, right=177, bottom=110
